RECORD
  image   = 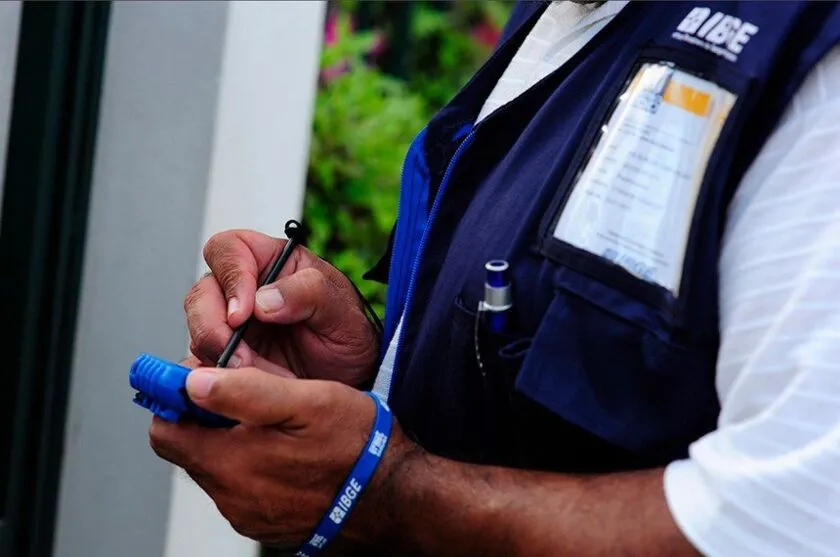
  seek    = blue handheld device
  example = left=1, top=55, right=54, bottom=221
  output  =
left=129, top=220, right=307, bottom=427
left=129, top=353, right=236, bottom=427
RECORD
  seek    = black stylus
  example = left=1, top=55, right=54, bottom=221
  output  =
left=216, top=219, right=304, bottom=368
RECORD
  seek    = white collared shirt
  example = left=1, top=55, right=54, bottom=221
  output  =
left=375, top=3, right=840, bottom=553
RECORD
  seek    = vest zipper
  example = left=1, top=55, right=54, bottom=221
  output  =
left=385, top=50, right=578, bottom=396
left=384, top=6, right=621, bottom=395
left=383, top=127, right=428, bottom=349
left=387, top=131, right=477, bottom=397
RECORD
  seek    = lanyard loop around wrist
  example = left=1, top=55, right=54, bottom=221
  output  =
left=295, top=391, right=393, bottom=557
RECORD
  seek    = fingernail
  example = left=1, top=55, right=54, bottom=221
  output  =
left=228, top=354, right=242, bottom=368
left=187, top=369, right=217, bottom=399
left=227, top=297, right=241, bottom=318
left=255, top=287, right=284, bottom=313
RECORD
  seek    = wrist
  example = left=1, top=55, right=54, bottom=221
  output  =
left=336, top=420, right=422, bottom=554
left=360, top=445, right=518, bottom=557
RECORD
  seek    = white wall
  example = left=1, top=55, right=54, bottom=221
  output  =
left=53, top=3, right=229, bottom=557
left=164, top=2, right=324, bottom=557
left=54, top=2, right=324, bottom=557
left=0, top=0, right=21, bottom=218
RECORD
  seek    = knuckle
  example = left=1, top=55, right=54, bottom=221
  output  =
left=321, top=261, right=353, bottom=293
left=148, top=429, right=160, bottom=453
left=296, top=267, right=326, bottom=293
left=273, top=268, right=325, bottom=315
left=220, top=502, right=266, bottom=539
left=204, top=234, right=249, bottom=295
left=183, top=279, right=203, bottom=315
left=230, top=520, right=259, bottom=540
left=203, top=231, right=231, bottom=264
left=255, top=493, right=285, bottom=529
left=216, top=253, right=243, bottom=291
left=191, top=322, right=228, bottom=356
left=202, top=450, right=234, bottom=483
left=187, top=340, right=204, bottom=362
left=310, top=382, right=340, bottom=414
left=148, top=423, right=170, bottom=458
left=179, top=354, right=202, bottom=369
left=303, top=269, right=333, bottom=310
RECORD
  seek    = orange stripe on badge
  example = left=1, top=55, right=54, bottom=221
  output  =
left=662, top=81, right=711, bottom=116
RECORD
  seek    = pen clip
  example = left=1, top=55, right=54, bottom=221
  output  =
left=474, top=301, right=487, bottom=377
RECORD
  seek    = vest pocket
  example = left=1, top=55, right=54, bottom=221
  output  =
left=513, top=265, right=719, bottom=461
left=446, top=295, right=532, bottom=463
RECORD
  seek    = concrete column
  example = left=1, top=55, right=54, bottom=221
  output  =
left=53, top=2, right=323, bottom=556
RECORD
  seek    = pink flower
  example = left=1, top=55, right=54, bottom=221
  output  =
left=471, top=21, right=501, bottom=49
left=320, top=9, right=387, bottom=83
left=321, top=62, right=349, bottom=82
left=369, top=33, right=387, bottom=59
left=324, top=10, right=339, bottom=45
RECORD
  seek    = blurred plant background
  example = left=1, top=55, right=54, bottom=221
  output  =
left=304, top=0, right=514, bottom=316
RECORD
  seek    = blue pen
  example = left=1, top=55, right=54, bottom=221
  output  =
left=482, top=259, right=512, bottom=333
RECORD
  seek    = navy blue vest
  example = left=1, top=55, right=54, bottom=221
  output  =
left=370, top=1, right=840, bottom=473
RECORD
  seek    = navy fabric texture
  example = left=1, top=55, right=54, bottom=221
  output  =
left=375, top=1, right=840, bottom=472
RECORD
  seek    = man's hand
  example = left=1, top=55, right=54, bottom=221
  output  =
left=185, top=229, right=378, bottom=386
left=149, top=367, right=699, bottom=557
left=149, top=366, right=413, bottom=551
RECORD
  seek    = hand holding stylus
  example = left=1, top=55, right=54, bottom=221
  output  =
left=184, top=222, right=379, bottom=387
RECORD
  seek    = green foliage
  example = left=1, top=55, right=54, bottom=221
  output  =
left=304, top=1, right=513, bottom=317
left=305, top=11, right=426, bottom=316
left=407, top=2, right=508, bottom=111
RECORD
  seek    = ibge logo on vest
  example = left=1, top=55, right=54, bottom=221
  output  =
left=672, top=7, right=759, bottom=62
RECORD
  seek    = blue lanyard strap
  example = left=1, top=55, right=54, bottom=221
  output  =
left=295, top=391, right=393, bottom=557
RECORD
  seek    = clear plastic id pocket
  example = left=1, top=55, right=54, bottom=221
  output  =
left=550, top=61, right=737, bottom=295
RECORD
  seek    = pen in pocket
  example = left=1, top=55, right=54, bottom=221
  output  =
left=482, top=259, right=512, bottom=334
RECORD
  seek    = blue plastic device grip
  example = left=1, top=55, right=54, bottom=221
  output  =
left=129, top=353, right=236, bottom=427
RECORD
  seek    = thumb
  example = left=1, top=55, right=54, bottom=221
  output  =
left=185, top=367, right=331, bottom=425
left=253, top=267, right=351, bottom=334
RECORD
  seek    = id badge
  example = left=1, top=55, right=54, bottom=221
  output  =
left=551, top=62, right=737, bottom=294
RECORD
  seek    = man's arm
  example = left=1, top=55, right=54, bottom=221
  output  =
left=149, top=49, right=840, bottom=556
left=367, top=451, right=697, bottom=557
left=149, top=365, right=698, bottom=556
left=366, top=46, right=840, bottom=557
left=657, top=46, right=840, bottom=557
